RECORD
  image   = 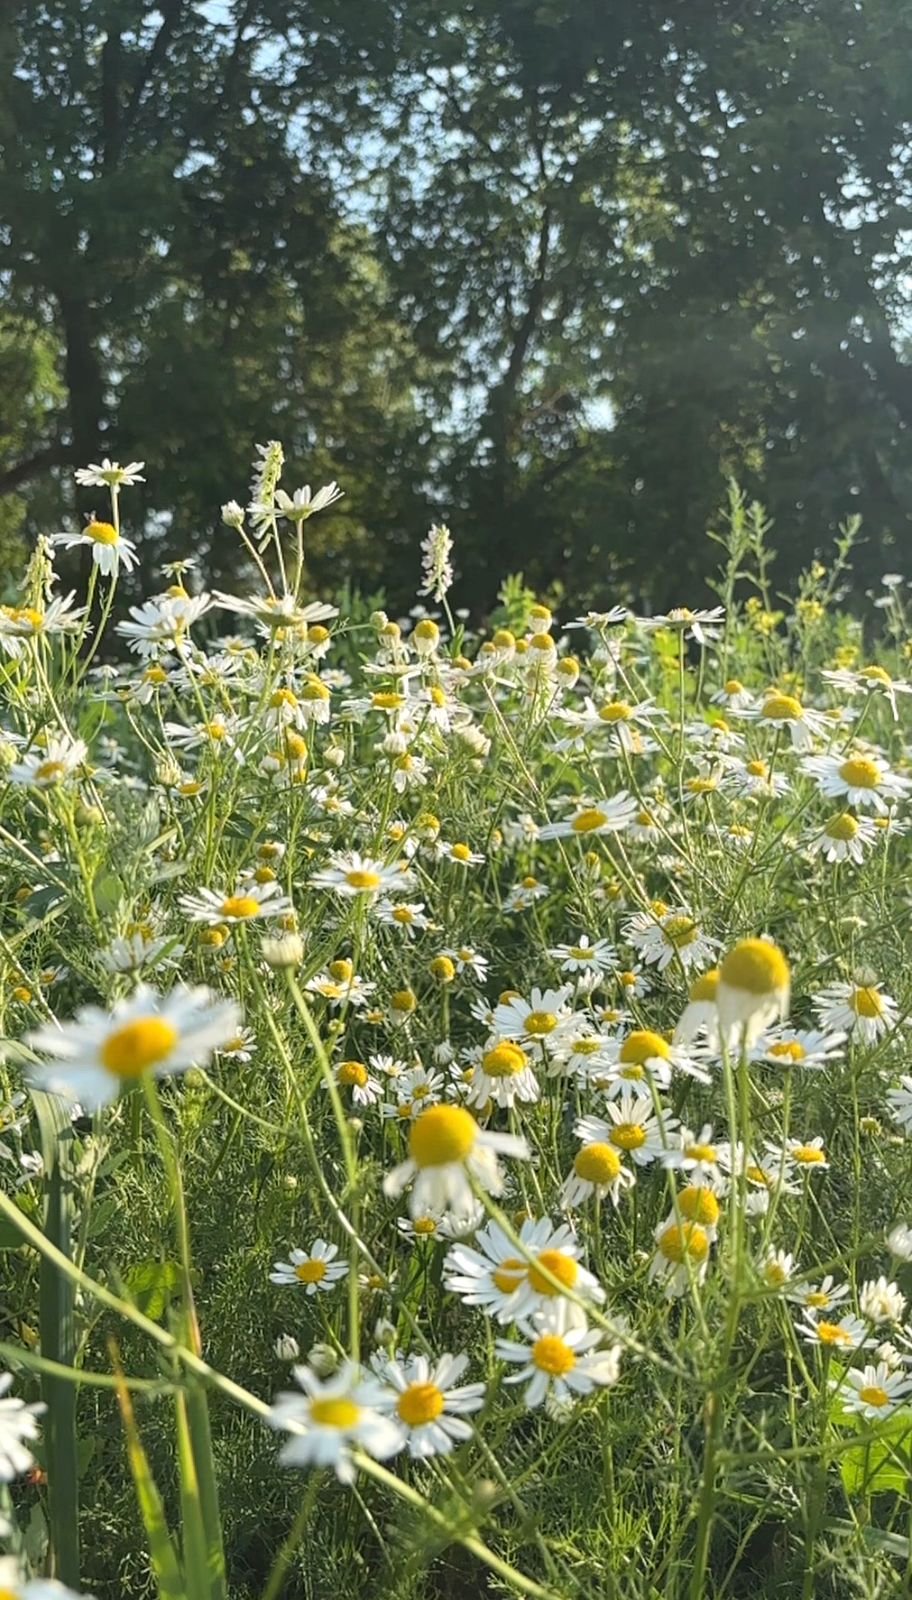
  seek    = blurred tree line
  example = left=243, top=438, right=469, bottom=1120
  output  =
left=1, top=0, right=911, bottom=613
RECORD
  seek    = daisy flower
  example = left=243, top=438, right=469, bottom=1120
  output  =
left=274, top=483, right=344, bottom=522
left=814, top=978, right=900, bottom=1045
left=560, top=1138, right=635, bottom=1209
left=383, top=1104, right=528, bottom=1218
left=374, top=900, right=432, bottom=937
left=54, top=520, right=138, bottom=577
left=311, top=852, right=414, bottom=898
left=495, top=1306, right=621, bottom=1410
left=840, top=1363, right=912, bottom=1419
left=859, top=1277, right=907, bottom=1325
left=790, top=1276, right=850, bottom=1315
left=9, top=733, right=88, bottom=790
left=798, top=1313, right=871, bottom=1352
left=723, top=758, right=790, bottom=801
left=648, top=1219, right=713, bottom=1297
left=441, top=946, right=489, bottom=981
left=660, top=1124, right=725, bottom=1188
left=604, top=1027, right=709, bottom=1091
left=74, top=457, right=145, bottom=488
left=716, top=938, right=790, bottom=1046
left=26, top=985, right=240, bottom=1111
left=624, top=907, right=719, bottom=974
left=270, top=1240, right=348, bottom=1294
left=576, top=1093, right=678, bottom=1168
left=116, top=592, right=213, bottom=656
left=0, top=1373, right=45, bottom=1480
left=0, top=593, right=85, bottom=656
left=464, top=1040, right=540, bottom=1109
left=821, top=663, right=912, bottom=720
left=491, top=986, right=575, bottom=1049
left=179, top=881, right=293, bottom=926
left=444, top=1217, right=603, bottom=1326
left=711, top=678, right=756, bottom=711
left=748, top=691, right=829, bottom=750
left=805, top=812, right=879, bottom=865
left=802, top=751, right=912, bottom=813
left=504, top=875, right=550, bottom=911
left=673, top=970, right=722, bottom=1047
left=635, top=605, right=725, bottom=645
left=98, top=932, right=185, bottom=975
left=437, top=840, right=485, bottom=867
left=267, top=1360, right=400, bottom=1482
left=548, top=935, right=617, bottom=976
left=537, top=793, right=637, bottom=840
left=372, top=1352, right=484, bottom=1458
left=333, top=1059, right=383, bottom=1106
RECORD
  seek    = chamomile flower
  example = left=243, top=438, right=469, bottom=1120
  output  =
left=821, top=663, right=912, bottom=720
left=798, top=1313, right=871, bottom=1351
left=9, top=733, right=87, bottom=790
left=116, top=592, right=213, bottom=656
left=636, top=606, right=725, bottom=645
left=537, top=794, right=637, bottom=840
left=311, top=852, right=414, bottom=898
left=332, top=1059, right=383, bottom=1106
left=0, top=593, right=85, bottom=656
left=26, top=985, right=239, bottom=1110
left=495, top=1305, right=621, bottom=1410
left=270, top=1241, right=348, bottom=1294
left=577, top=1094, right=678, bottom=1168
left=383, top=1104, right=528, bottom=1218
left=605, top=1027, right=709, bottom=1090
left=372, top=1352, right=484, bottom=1458
left=0, top=1373, right=45, bottom=1480
left=749, top=691, right=829, bottom=750
left=374, top=900, right=432, bottom=939
left=491, top=987, right=574, bottom=1048
left=179, top=880, right=293, bottom=925
left=560, top=1138, right=635, bottom=1208
left=859, top=1277, right=907, bottom=1325
left=814, top=978, right=900, bottom=1045
left=802, top=752, right=912, bottom=813
left=648, top=1219, right=713, bottom=1297
left=548, top=935, right=617, bottom=975
left=791, top=1277, right=850, bottom=1315
left=840, top=1363, right=912, bottom=1418
left=673, top=970, right=722, bottom=1047
left=464, top=1040, right=540, bottom=1109
left=268, top=1360, right=400, bottom=1482
left=805, top=812, right=879, bottom=864
left=75, top=457, right=145, bottom=488
left=660, top=1125, right=725, bottom=1188
left=443, top=1216, right=603, bottom=1325
left=54, top=520, right=138, bottom=577
left=717, top=938, right=790, bottom=1046
left=624, top=908, right=719, bottom=973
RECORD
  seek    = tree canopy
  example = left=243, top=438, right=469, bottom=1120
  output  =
left=2, top=0, right=911, bottom=610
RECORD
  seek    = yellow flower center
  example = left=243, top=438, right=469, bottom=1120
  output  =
left=610, top=1122, right=647, bottom=1151
left=599, top=701, right=631, bottom=722
left=574, top=1143, right=621, bottom=1184
left=525, top=1010, right=558, bottom=1036
left=850, top=986, right=883, bottom=1018
left=528, top=1250, right=579, bottom=1296
left=9, top=605, right=44, bottom=629
left=686, top=777, right=717, bottom=794
left=826, top=813, right=859, bottom=841
left=768, top=1040, right=805, bottom=1062
left=572, top=1038, right=601, bottom=1056
left=345, top=870, right=382, bottom=891
left=859, top=665, right=891, bottom=685
left=839, top=757, right=881, bottom=789
left=409, top=1105, right=477, bottom=1168
left=764, top=1261, right=788, bottom=1287
left=521, top=876, right=539, bottom=890
left=270, top=688, right=298, bottom=709
left=482, top=1042, right=528, bottom=1078
left=619, top=1030, right=671, bottom=1065
left=657, top=1223, right=709, bottom=1265
left=815, top=1322, right=852, bottom=1347
left=724, top=679, right=743, bottom=695
left=678, top=1186, right=720, bottom=1227
left=35, top=760, right=66, bottom=783
left=858, top=1384, right=890, bottom=1408
left=531, top=1334, right=576, bottom=1376
left=397, top=1381, right=444, bottom=1426
left=338, top=1061, right=368, bottom=1088
left=87, top=519, right=119, bottom=545
left=688, top=969, right=720, bottom=1002
left=430, top=956, right=456, bottom=983
left=372, top=692, right=406, bottom=710
left=412, top=1217, right=437, bottom=1235
left=100, top=1017, right=178, bottom=1079
left=804, top=1290, right=830, bottom=1309
left=294, top=1259, right=327, bottom=1284
left=451, top=843, right=472, bottom=862
left=685, top=1142, right=718, bottom=1163
left=220, top=895, right=260, bottom=919
left=746, top=759, right=768, bottom=778
left=793, top=1145, right=825, bottom=1164
left=663, top=916, right=698, bottom=948
left=391, top=988, right=416, bottom=1013
left=719, top=938, right=789, bottom=996
left=571, top=808, right=609, bottom=833
left=392, top=906, right=414, bottom=924
left=761, top=693, right=803, bottom=721
left=492, top=1257, right=527, bottom=1294
left=309, top=1398, right=360, bottom=1428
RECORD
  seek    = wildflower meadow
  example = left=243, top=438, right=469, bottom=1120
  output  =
left=1, top=453, right=912, bottom=1600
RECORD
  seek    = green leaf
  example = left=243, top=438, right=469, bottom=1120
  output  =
left=839, top=1418, right=912, bottom=1498
left=125, top=1260, right=183, bottom=1321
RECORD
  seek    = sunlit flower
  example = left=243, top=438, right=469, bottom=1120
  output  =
left=495, top=1303, right=621, bottom=1409
left=270, top=1240, right=348, bottom=1294
left=383, top=1104, right=528, bottom=1218
left=267, top=1360, right=400, bottom=1481
left=372, top=1351, right=483, bottom=1457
